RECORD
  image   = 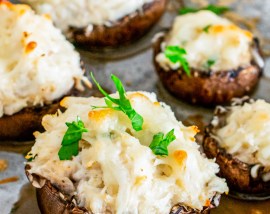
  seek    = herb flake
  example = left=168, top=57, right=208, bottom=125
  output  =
left=149, top=129, right=176, bottom=156
left=25, top=152, right=37, bottom=162
left=206, top=59, right=216, bottom=68
left=165, top=46, right=191, bottom=77
left=179, top=4, right=230, bottom=15
left=58, top=116, right=88, bottom=160
left=203, top=24, right=212, bottom=33
left=91, top=73, right=144, bottom=131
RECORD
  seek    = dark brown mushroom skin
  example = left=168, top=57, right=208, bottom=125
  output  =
left=153, top=35, right=263, bottom=106
left=170, top=195, right=220, bottom=214
left=203, top=101, right=270, bottom=195
left=36, top=181, right=89, bottom=214
left=26, top=170, right=220, bottom=214
left=69, top=0, right=167, bottom=48
left=0, top=87, right=83, bottom=141
left=0, top=102, right=61, bottom=141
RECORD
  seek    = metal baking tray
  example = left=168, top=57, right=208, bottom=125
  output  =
left=1, top=0, right=270, bottom=213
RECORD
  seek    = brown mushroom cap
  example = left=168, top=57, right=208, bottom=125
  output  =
left=153, top=35, right=263, bottom=106
left=25, top=166, right=220, bottom=214
left=69, top=0, right=167, bottom=48
left=36, top=181, right=88, bottom=214
left=0, top=102, right=61, bottom=141
left=0, top=86, right=84, bottom=141
left=203, top=100, right=270, bottom=197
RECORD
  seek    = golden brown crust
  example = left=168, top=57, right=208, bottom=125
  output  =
left=203, top=102, right=270, bottom=195
left=153, top=35, right=263, bottom=106
left=69, top=0, right=167, bottom=48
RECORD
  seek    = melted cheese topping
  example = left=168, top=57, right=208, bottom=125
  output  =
left=22, top=0, right=154, bottom=34
left=0, top=2, right=89, bottom=117
left=216, top=100, right=270, bottom=167
left=28, top=92, right=228, bottom=213
left=156, top=11, right=253, bottom=72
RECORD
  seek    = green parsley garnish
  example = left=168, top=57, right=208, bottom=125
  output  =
left=165, top=46, right=191, bottom=77
left=90, top=72, right=144, bottom=131
left=58, top=116, right=88, bottom=160
left=206, top=59, right=216, bottom=68
left=149, top=129, right=176, bottom=156
left=179, top=4, right=230, bottom=15
left=202, top=24, right=212, bottom=33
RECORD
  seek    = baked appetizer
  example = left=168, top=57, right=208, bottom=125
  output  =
left=204, top=98, right=270, bottom=197
left=153, top=10, right=264, bottom=106
left=22, top=0, right=167, bottom=48
left=0, top=1, right=91, bottom=141
left=25, top=74, right=228, bottom=213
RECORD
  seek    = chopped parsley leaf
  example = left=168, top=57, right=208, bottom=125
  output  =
left=179, top=4, right=230, bottom=15
left=91, top=73, right=144, bottom=131
left=203, top=24, right=212, bottom=33
left=165, top=46, right=191, bottom=77
left=207, top=59, right=216, bottom=68
left=58, top=116, right=88, bottom=160
left=149, top=129, right=176, bottom=156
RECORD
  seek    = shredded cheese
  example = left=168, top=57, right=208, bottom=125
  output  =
left=0, top=2, right=89, bottom=117
left=22, top=0, right=154, bottom=34
left=156, top=11, right=253, bottom=72
left=216, top=100, right=270, bottom=168
left=28, top=92, right=228, bottom=213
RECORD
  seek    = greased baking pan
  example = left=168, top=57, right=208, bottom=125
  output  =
left=1, top=0, right=270, bottom=213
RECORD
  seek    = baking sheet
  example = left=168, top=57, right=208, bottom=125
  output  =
left=1, top=0, right=270, bottom=213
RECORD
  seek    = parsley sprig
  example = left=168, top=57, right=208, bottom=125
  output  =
left=91, top=73, right=143, bottom=131
left=149, top=129, right=176, bottom=156
left=179, top=4, right=230, bottom=15
left=58, top=116, right=88, bottom=160
left=165, top=46, right=191, bottom=77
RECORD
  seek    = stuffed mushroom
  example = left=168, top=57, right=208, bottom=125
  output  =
left=0, top=1, right=91, bottom=141
left=203, top=98, right=270, bottom=198
left=25, top=75, right=228, bottom=213
left=153, top=11, right=264, bottom=106
left=22, top=0, right=167, bottom=48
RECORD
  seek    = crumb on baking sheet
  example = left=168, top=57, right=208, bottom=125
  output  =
left=0, top=176, right=19, bottom=185
left=126, top=81, right=132, bottom=87
left=0, top=159, right=8, bottom=171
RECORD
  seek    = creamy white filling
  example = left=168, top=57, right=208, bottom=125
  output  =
left=28, top=92, right=228, bottom=213
left=22, top=0, right=154, bottom=33
left=156, top=11, right=253, bottom=72
left=0, top=2, right=90, bottom=117
left=216, top=100, right=270, bottom=167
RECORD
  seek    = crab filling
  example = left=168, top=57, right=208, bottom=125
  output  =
left=27, top=92, right=228, bottom=213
